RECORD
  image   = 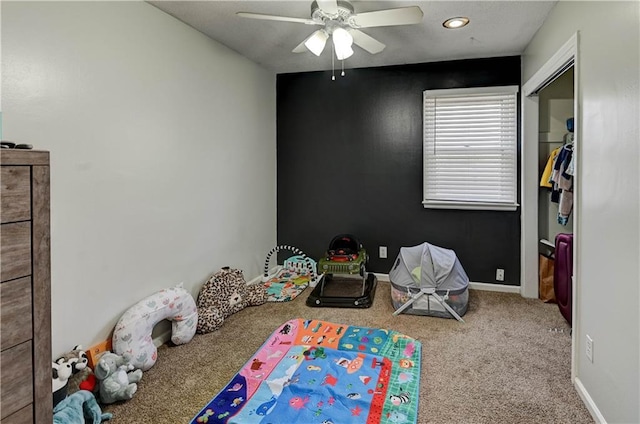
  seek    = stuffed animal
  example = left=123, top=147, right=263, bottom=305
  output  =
left=196, top=266, right=267, bottom=334
left=56, top=345, right=97, bottom=395
left=94, top=352, right=143, bottom=404
left=52, top=357, right=74, bottom=407
left=53, top=390, right=112, bottom=424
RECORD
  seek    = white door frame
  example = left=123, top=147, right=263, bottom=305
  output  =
left=521, top=32, right=579, bottom=381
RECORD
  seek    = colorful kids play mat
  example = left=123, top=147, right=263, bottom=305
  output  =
left=263, top=269, right=311, bottom=302
left=191, top=318, right=421, bottom=424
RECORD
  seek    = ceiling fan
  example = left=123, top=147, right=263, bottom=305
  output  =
left=237, top=0, right=424, bottom=60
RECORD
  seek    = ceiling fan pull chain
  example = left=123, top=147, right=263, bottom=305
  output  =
left=341, top=59, right=345, bottom=77
left=331, top=42, right=336, bottom=80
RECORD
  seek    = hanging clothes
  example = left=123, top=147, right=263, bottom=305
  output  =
left=540, top=146, right=562, bottom=188
left=550, top=143, right=574, bottom=225
left=558, top=191, right=573, bottom=225
left=551, top=145, right=573, bottom=189
left=561, top=133, right=575, bottom=177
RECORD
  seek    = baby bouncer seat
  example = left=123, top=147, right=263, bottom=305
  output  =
left=389, top=242, right=469, bottom=322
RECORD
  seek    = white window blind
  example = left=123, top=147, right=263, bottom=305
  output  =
left=423, top=86, right=519, bottom=211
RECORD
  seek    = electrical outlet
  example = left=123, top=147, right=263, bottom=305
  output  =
left=87, top=339, right=112, bottom=368
left=586, top=334, right=593, bottom=363
left=379, top=246, right=387, bottom=259
left=496, top=268, right=505, bottom=281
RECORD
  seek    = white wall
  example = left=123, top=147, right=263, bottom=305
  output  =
left=523, top=2, right=639, bottom=423
left=2, top=1, right=277, bottom=357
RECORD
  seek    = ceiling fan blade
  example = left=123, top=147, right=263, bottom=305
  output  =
left=351, top=29, right=385, bottom=54
left=350, top=6, right=424, bottom=28
left=316, top=0, right=339, bottom=15
left=236, top=12, right=320, bottom=25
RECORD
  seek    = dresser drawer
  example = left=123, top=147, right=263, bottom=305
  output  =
left=0, top=277, right=32, bottom=350
left=0, top=222, right=31, bottom=282
left=0, top=341, right=33, bottom=420
left=1, top=167, right=30, bottom=224
left=0, top=405, right=32, bottom=424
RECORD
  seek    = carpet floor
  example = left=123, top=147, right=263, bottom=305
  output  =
left=104, top=281, right=593, bottom=423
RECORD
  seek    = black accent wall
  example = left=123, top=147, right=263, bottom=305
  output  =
left=277, top=56, right=521, bottom=285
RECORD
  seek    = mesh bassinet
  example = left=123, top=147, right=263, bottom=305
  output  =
left=389, top=242, right=469, bottom=322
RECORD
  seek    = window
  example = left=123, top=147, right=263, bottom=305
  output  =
left=423, top=86, right=519, bottom=211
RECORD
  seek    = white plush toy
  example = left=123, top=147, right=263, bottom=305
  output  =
left=52, top=357, right=74, bottom=407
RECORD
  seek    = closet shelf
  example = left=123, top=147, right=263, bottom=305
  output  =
left=539, top=238, right=555, bottom=249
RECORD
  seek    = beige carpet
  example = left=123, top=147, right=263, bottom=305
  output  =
left=104, top=281, right=593, bottom=423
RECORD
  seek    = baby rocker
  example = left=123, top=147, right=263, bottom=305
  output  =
left=306, top=234, right=377, bottom=308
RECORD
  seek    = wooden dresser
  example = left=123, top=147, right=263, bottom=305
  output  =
left=0, top=150, right=51, bottom=424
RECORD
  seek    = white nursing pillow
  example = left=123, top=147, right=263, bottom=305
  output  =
left=112, top=284, right=198, bottom=371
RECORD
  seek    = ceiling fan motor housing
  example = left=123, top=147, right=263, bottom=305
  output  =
left=311, top=0, right=356, bottom=30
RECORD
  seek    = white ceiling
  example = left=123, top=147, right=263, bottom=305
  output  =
left=149, top=0, right=557, bottom=74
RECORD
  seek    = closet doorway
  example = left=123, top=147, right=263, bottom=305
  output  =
left=521, top=32, right=579, bottom=381
left=537, top=67, right=575, bottom=302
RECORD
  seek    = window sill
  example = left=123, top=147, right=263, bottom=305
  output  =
left=422, top=201, right=519, bottom=211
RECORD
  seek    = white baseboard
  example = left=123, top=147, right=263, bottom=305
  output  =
left=248, top=266, right=283, bottom=285
left=372, top=273, right=519, bottom=294
left=373, top=273, right=390, bottom=282
left=253, top=271, right=392, bottom=283
left=574, top=377, right=606, bottom=423
left=247, top=274, right=264, bottom=285
left=468, top=282, right=521, bottom=293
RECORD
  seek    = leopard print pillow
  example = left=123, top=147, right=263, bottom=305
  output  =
left=196, top=267, right=266, bottom=334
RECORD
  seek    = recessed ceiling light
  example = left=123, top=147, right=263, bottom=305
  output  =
left=443, top=17, right=470, bottom=29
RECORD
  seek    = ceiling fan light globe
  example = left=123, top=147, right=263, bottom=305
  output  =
left=305, top=30, right=329, bottom=56
left=332, top=27, right=353, bottom=47
left=335, top=45, right=354, bottom=60
left=332, top=27, right=354, bottom=59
